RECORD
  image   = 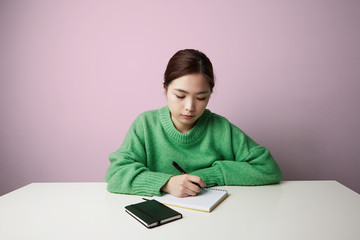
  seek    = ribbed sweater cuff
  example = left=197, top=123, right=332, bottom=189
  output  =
left=190, top=165, right=224, bottom=187
left=133, top=171, right=173, bottom=196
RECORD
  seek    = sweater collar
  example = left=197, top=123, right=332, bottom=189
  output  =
left=160, top=106, right=211, bottom=144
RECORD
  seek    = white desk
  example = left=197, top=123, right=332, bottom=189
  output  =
left=0, top=181, right=359, bottom=240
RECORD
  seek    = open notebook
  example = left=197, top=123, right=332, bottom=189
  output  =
left=152, top=188, right=228, bottom=213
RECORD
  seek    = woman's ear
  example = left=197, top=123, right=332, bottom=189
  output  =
left=163, top=82, right=168, bottom=93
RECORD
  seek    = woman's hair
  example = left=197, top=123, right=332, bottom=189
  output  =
left=164, top=49, right=215, bottom=93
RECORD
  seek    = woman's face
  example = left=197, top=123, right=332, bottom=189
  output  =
left=165, top=73, right=211, bottom=133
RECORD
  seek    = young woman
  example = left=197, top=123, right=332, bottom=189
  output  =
left=105, top=49, right=282, bottom=197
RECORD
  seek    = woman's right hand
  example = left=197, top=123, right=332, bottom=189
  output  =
left=161, top=174, right=206, bottom=198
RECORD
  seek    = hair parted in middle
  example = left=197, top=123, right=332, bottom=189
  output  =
left=164, top=49, right=215, bottom=93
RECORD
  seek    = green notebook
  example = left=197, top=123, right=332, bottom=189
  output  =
left=125, top=200, right=182, bottom=228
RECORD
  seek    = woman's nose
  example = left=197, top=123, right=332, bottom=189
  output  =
left=185, top=99, right=195, bottom=112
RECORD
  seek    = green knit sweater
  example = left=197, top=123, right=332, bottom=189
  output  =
left=105, top=106, right=282, bottom=196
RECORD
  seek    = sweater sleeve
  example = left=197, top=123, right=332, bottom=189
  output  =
left=190, top=124, right=282, bottom=187
left=105, top=118, right=173, bottom=196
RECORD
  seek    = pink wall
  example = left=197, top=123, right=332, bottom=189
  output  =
left=1, top=0, right=359, bottom=195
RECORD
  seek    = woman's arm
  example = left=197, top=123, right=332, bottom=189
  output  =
left=190, top=125, right=282, bottom=187
left=105, top=124, right=172, bottom=196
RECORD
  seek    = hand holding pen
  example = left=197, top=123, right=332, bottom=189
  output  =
left=172, top=161, right=205, bottom=190
left=161, top=161, right=206, bottom=198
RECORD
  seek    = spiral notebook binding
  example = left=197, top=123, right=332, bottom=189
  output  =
left=203, top=187, right=228, bottom=192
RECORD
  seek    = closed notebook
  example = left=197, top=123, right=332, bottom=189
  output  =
left=152, top=188, right=228, bottom=213
left=125, top=199, right=182, bottom=228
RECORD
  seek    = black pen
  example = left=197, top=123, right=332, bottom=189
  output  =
left=172, top=161, right=186, bottom=174
left=172, top=161, right=204, bottom=190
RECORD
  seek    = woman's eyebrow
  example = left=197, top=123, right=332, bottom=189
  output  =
left=174, top=88, right=210, bottom=95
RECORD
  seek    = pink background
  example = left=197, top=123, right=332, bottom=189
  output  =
left=1, top=0, right=359, bottom=195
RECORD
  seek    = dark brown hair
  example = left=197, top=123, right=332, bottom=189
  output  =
left=164, top=49, right=215, bottom=93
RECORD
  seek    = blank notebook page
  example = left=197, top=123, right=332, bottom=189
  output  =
left=152, top=188, right=228, bottom=212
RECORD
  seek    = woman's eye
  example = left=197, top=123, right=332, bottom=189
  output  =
left=197, top=97, right=207, bottom=101
left=176, top=95, right=185, bottom=99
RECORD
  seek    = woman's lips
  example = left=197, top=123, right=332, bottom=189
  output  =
left=182, top=114, right=194, bottom=119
